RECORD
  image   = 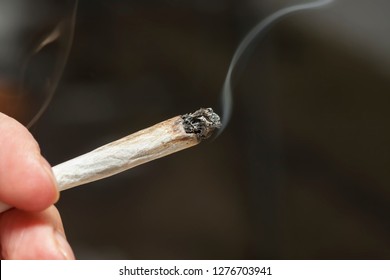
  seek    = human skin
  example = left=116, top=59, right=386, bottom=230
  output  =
left=0, top=112, right=74, bottom=259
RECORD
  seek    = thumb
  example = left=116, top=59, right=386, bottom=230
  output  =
left=0, top=113, right=58, bottom=211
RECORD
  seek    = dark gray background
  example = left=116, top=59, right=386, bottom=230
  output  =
left=1, top=0, right=389, bottom=259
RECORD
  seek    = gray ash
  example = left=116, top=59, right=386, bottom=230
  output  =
left=182, top=108, right=222, bottom=140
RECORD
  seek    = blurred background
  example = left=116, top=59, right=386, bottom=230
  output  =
left=0, top=0, right=389, bottom=259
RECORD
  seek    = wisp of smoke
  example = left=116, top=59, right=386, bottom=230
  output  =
left=218, top=0, right=333, bottom=134
left=24, top=0, right=78, bottom=128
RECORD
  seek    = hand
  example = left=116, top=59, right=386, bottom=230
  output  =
left=0, top=113, right=74, bottom=259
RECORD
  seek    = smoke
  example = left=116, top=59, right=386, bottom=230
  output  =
left=218, top=0, right=334, bottom=134
left=25, top=0, right=78, bottom=127
left=0, top=0, right=78, bottom=127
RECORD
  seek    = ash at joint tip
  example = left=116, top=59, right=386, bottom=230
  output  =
left=181, top=108, right=222, bottom=140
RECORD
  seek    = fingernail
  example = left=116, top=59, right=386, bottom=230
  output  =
left=54, top=230, right=75, bottom=260
left=39, top=156, right=60, bottom=201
